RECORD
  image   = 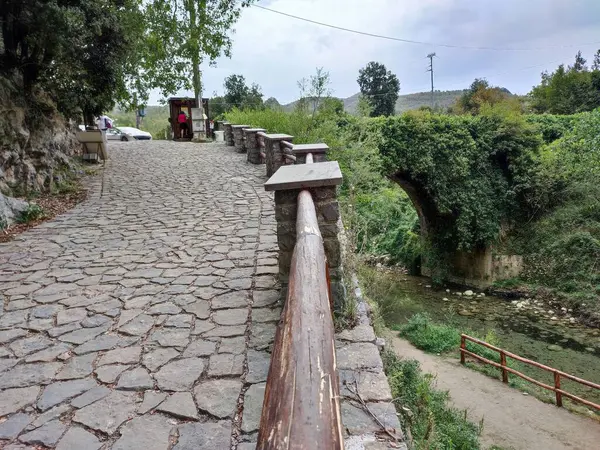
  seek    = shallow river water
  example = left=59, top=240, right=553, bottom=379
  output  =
left=360, top=267, right=600, bottom=409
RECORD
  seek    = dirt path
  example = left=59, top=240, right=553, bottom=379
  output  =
left=388, top=333, right=600, bottom=450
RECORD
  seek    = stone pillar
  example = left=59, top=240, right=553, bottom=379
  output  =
left=293, top=143, right=329, bottom=164
left=244, top=128, right=266, bottom=164
left=264, top=134, right=293, bottom=177
left=264, top=161, right=346, bottom=310
left=231, top=125, right=250, bottom=153
left=223, top=122, right=234, bottom=146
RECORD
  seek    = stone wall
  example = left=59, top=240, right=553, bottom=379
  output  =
left=264, top=135, right=293, bottom=177
left=244, top=129, right=266, bottom=164
left=0, top=79, right=80, bottom=197
left=223, top=123, right=234, bottom=146
left=232, top=125, right=249, bottom=153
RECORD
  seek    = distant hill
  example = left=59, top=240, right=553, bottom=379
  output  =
left=282, top=90, right=466, bottom=114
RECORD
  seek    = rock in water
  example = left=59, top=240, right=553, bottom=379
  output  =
left=547, top=344, right=562, bottom=351
left=464, top=290, right=474, bottom=296
left=0, top=192, right=28, bottom=227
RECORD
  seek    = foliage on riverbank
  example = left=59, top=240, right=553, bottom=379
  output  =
left=224, top=105, right=600, bottom=315
left=382, top=350, right=483, bottom=449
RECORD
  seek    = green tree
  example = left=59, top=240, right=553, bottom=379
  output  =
left=1, top=0, right=143, bottom=122
left=357, top=62, right=400, bottom=117
left=143, top=0, right=254, bottom=113
left=297, top=67, right=332, bottom=115
left=453, top=78, right=516, bottom=115
left=530, top=51, right=600, bottom=114
left=223, top=74, right=263, bottom=110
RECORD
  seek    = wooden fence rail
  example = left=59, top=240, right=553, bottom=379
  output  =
left=256, top=153, right=343, bottom=449
left=460, top=334, right=600, bottom=410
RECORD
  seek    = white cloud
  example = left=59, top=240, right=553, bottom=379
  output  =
left=150, top=0, right=600, bottom=104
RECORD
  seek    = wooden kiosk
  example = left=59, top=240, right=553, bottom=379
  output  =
left=168, top=97, right=210, bottom=141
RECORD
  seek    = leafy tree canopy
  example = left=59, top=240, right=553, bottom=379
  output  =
left=452, top=78, right=517, bottom=115
left=529, top=50, right=600, bottom=114
left=357, top=62, right=400, bottom=117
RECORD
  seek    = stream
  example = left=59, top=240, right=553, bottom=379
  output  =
left=360, top=266, right=600, bottom=410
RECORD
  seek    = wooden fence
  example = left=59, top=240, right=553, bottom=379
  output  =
left=256, top=151, right=343, bottom=449
left=460, top=334, right=600, bottom=410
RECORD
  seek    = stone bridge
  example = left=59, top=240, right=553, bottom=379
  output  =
left=0, top=141, right=399, bottom=449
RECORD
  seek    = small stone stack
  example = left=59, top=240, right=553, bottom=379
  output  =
left=263, top=134, right=293, bottom=177
left=231, top=125, right=250, bottom=153
left=244, top=128, right=266, bottom=164
left=223, top=123, right=234, bottom=146
left=264, top=161, right=346, bottom=309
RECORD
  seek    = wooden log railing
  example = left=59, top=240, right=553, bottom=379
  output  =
left=257, top=153, right=343, bottom=449
left=460, top=334, right=600, bottom=410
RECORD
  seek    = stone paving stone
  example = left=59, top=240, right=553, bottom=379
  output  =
left=37, top=378, right=97, bottom=411
left=341, top=401, right=401, bottom=435
left=241, top=383, right=266, bottom=433
left=174, top=421, right=232, bottom=450
left=157, top=392, right=198, bottom=420
left=183, top=338, right=217, bottom=357
left=194, top=379, right=242, bottom=418
left=95, top=364, right=131, bottom=383
left=142, top=347, right=180, bottom=372
left=150, top=328, right=190, bottom=347
left=27, top=404, right=71, bottom=430
left=25, top=342, right=72, bottom=363
left=211, top=291, right=249, bottom=309
left=72, top=391, right=137, bottom=433
left=209, top=353, right=245, bottom=377
left=246, top=349, right=271, bottom=384
left=0, top=362, right=62, bottom=389
left=0, top=413, right=32, bottom=439
left=112, top=414, right=174, bottom=450
left=213, top=308, right=248, bottom=325
left=181, top=300, right=210, bottom=319
left=70, top=386, right=111, bottom=408
left=98, top=346, right=141, bottom=366
left=155, top=358, right=205, bottom=391
left=218, top=336, right=246, bottom=354
left=55, top=426, right=102, bottom=450
left=137, top=391, right=167, bottom=414
left=9, top=335, right=53, bottom=357
left=336, top=343, right=383, bottom=371
left=0, top=386, right=40, bottom=416
left=55, top=353, right=96, bottom=380
left=18, top=419, right=67, bottom=447
left=116, top=367, right=154, bottom=390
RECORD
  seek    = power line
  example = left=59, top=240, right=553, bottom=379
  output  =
left=252, top=4, right=600, bottom=52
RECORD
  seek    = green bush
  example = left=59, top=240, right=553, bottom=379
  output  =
left=19, top=203, right=44, bottom=223
left=382, top=352, right=482, bottom=449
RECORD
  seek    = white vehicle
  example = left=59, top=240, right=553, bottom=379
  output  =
left=106, top=127, right=152, bottom=141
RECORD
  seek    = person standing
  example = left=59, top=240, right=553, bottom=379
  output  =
left=177, top=110, right=188, bottom=139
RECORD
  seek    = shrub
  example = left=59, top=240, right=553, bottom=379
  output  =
left=19, top=203, right=44, bottom=223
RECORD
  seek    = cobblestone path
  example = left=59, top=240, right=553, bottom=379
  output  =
left=0, top=142, right=280, bottom=449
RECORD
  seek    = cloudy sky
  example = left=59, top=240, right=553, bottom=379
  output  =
left=152, top=0, right=600, bottom=105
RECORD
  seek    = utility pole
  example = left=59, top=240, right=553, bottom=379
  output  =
left=427, top=53, right=436, bottom=109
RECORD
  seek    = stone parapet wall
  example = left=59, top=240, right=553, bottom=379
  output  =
left=264, top=135, right=293, bottom=177
left=244, top=129, right=266, bottom=164
left=232, top=125, right=250, bottom=153
left=223, top=123, right=234, bottom=146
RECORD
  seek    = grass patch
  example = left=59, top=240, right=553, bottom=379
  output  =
left=382, top=350, right=483, bottom=449
left=394, top=313, right=461, bottom=353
